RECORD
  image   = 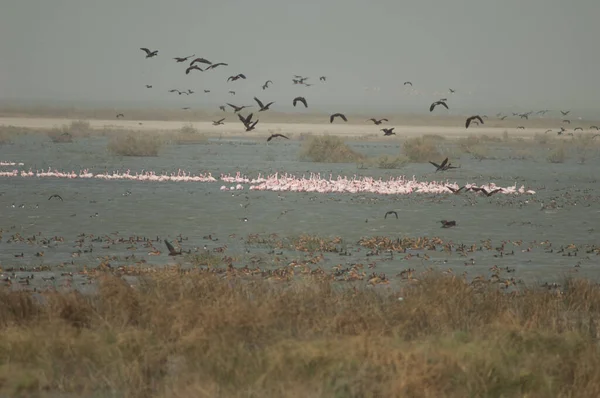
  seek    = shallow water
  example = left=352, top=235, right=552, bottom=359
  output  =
left=1, top=135, right=599, bottom=290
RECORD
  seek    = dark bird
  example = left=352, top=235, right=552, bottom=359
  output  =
left=189, top=57, right=212, bottom=66
left=219, top=105, right=226, bottom=112
left=227, top=74, right=246, bottom=82
left=173, top=54, right=195, bottom=62
left=445, top=186, right=465, bottom=194
left=48, top=194, right=63, bottom=201
left=429, top=157, right=449, bottom=172
left=212, top=118, right=225, bottom=126
left=254, top=97, right=275, bottom=112
left=185, top=65, right=203, bottom=75
left=293, top=96, right=308, bottom=108
left=429, top=100, right=448, bottom=112
left=562, top=119, right=571, bottom=124
left=381, top=128, right=396, bottom=136
left=140, top=48, right=158, bottom=58
left=227, top=103, right=252, bottom=113
left=574, top=127, right=583, bottom=131
left=205, top=62, right=228, bottom=70
left=403, top=81, right=412, bottom=86
left=229, top=91, right=236, bottom=95
left=238, top=113, right=254, bottom=127
left=267, top=133, right=289, bottom=142
left=499, top=116, right=507, bottom=120
left=164, top=239, right=182, bottom=256
left=476, top=187, right=502, bottom=197
left=590, top=126, right=599, bottom=130
left=368, top=118, right=388, bottom=125
left=187, top=89, right=194, bottom=95
left=320, top=76, right=327, bottom=82
left=517, top=126, right=525, bottom=130
left=465, top=115, right=484, bottom=129
left=245, top=119, right=259, bottom=132
left=440, top=220, right=456, bottom=228
left=519, top=114, right=529, bottom=119
left=560, top=110, right=570, bottom=116
left=262, top=80, right=273, bottom=90
left=204, top=90, right=210, bottom=93
left=145, top=85, right=152, bottom=88
left=449, top=88, right=456, bottom=93
left=116, top=113, right=124, bottom=118
left=181, top=107, right=190, bottom=110
left=330, top=113, right=347, bottom=123
left=384, top=211, right=398, bottom=219
left=545, top=129, right=553, bottom=134
left=169, top=89, right=183, bottom=95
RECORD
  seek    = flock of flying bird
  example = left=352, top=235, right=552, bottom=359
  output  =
left=137, top=48, right=592, bottom=140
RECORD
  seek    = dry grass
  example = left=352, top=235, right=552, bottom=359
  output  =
left=370, top=154, right=410, bottom=169
left=299, top=135, right=365, bottom=163
left=108, top=132, right=165, bottom=157
left=401, top=135, right=442, bottom=162
left=1, top=271, right=600, bottom=397
left=547, top=145, right=567, bottom=163
left=171, top=124, right=208, bottom=145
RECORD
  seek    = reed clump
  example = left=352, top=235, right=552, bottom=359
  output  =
left=547, top=145, right=567, bottom=163
left=108, top=132, right=164, bottom=156
left=299, top=135, right=365, bottom=163
left=401, top=136, right=442, bottom=162
left=172, top=123, right=208, bottom=145
left=1, top=272, right=600, bottom=397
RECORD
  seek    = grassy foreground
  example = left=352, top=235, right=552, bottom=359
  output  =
left=1, top=270, right=600, bottom=397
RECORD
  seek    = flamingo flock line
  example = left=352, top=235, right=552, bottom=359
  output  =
left=0, top=166, right=535, bottom=195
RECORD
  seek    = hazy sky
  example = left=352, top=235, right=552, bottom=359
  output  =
left=1, top=0, right=599, bottom=115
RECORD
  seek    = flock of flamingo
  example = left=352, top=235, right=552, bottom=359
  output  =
left=0, top=163, right=535, bottom=196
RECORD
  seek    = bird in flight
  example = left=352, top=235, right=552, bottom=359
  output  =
left=116, top=113, right=124, bottom=118
left=140, top=48, right=158, bottom=58
left=368, top=118, right=388, bottom=125
left=254, top=97, right=275, bottom=112
left=227, top=103, right=252, bottom=113
left=173, top=54, right=195, bottom=62
left=293, top=97, right=308, bottom=108
left=227, top=74, right=246, bottom=82
left=381, top=128, right=396, bottom=136
left=185, top=65, right=203, bottom=75
left=384, top=211, right=398, bottom=219
left=330, top=113, right=347, bottom=123
left=212, top=118, right=225, bottom=126
left=440, top=220, right=456, bottom=228
left=449, top=88, right=456, bottom=93
left=229, top=91, right=236, bottom=95
left=403, top=82, right=412, bottom=86
left=145, top=85, right=152, bottom=89
left=320, top=76, right=327, bottom=82
left=267, top=133, right=289, bottom=142
left=238, top=113, right=259, bottom=132
left=262, top=80, right=273, bottom=90
left=560, top=110, right=570, bottom=116
left=48, top=194, right=63, bottom=201
left=205, top=62, right=228, bottom=70
left=465, top=115, right=484, bottom=129
left=164, top=239, right=182, bottom=256
left=445, top=186, right=466, bottom=194
left=430, top=100, right=448, bottom=112
left=189, top=57, right=212, bottom=66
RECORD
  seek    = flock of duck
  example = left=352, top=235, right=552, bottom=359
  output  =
left=135, top=47, right=588, bottom=137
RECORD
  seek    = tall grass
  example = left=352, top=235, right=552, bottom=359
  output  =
left=401, top=136, right=442, bottom=162
left=299, top=135, right=365, bottom=163
left=1, top=271, right=600, bottom=397
left=108, top=132, right=164, bottom=156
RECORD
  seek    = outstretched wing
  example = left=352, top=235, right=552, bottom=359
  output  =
left=164, top=239, right=176, bottom=255
left=254, top=97, right=264, bottom=109
left=140, top=48, right=151, bottom=55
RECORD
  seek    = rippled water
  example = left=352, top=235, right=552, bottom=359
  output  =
left=1, top=134, right=599, bottom=289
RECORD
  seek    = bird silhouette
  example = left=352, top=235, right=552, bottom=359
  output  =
left=430, top=100, right=448, bottom=112
left=140, top=48, right=158, bottom=58
left=173, top=54, right=195, bottom=62
left=330, top=113, right=347, bottom=123
left=48, top=194, right=63, bottom=201
left=189, top=57, right=212, bottom=66
left=384, top=211, right=398, bottom=219
left=185, top=65, right=203, bottom=75
left=254, top=97, right=275, bottom=111
left=381, top=128, right=396, bottom=136
left=205, top=62, right=228, bottom=70
left=164, top=239, right=182, bottom=256
left=267, top=133, right=289, bottom=142
left=262, top=80, right=273, bottom=90
left=212, top=118, right=225, bottom=126
left=465, top=115, right=484, bottom=129
left=368, top=118, right=388, bottom=125
left=227, top=74, right=246, bottom=82
left=227, top=103, right=252, bottom=113
left=293, top=97, right=308, bottom=108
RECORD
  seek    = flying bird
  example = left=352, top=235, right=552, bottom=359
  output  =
left=227, top=103, right=252, bottom=113
left=145, top=85, right=152, bottom=88
left=381, top=128, right=396, bottom=136
left=465, top=115, right=484, bottom=129
left=140, top=48, right=158, bottom=58
left=205, top=62, right=228, bottom=70
left=185, top=65, right=203, bottom=75
left=254, top=97, right=275, bottom=112
left=262, top=80, right=273, bottom=90
left=330, top=113, right=347, bottom=123
left=48, top=194, right=63, bottom=201
left=368, top=118, right=388, bottom=125
left=403, top=82, right=412, bottom=86
left=267, top=133, right=289, bottom=142
left=238, top=113, right=254, bottom=128
left=445, top=186, right=465, bottom=194
left=164, top=239, right=182, bottom=256
left=560, top=110, right=570, bottom=116
left=449, top=89, right=456, bottom=93
left=293, top=97, right=308, bottom=108
left=116, top=113, right=124, bottom=118
left=562, top=119, right=571, bottom=124
left=429, top=100, right=449, bottom=112
left=320, top=76, right=327, bottom=82
left=440, top=220, right=456, bottom=228
left=229, top=91, right=236, bottom=95
left=212, top=118, right=225, bottom=126
left=189, top=57, right=212, bottom=66
left=227, top=74, right=246, bottom=82
left=173, top=54, right=195, bottom=62
left=384, top=211, right=398, bottom=219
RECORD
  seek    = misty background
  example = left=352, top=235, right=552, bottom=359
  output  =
left=1, top=0, right=599, bottom=117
